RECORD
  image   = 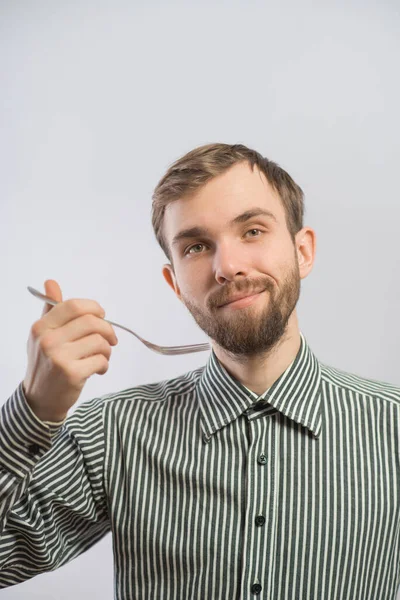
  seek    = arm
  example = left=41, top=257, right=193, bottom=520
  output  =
left=0, top=382, right=110, bottom=588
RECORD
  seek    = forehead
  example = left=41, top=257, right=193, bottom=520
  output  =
left=163, top=162, right=283, bottom=240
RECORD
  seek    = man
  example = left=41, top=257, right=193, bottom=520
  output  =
left=1, top=143, right=399, bottom=599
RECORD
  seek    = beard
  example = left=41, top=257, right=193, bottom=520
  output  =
left=179, top=258, right=301, bottom=359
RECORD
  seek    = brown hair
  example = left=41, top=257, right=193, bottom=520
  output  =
left=151, top=142, right=305, bottom=267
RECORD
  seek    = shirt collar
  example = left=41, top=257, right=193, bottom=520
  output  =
left=196, top=331, right=322, bottom=441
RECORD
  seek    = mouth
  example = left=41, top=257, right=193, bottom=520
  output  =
left=218, top=289, right=266, bottom=309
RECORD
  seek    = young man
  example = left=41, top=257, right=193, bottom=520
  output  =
left=1, top=143, right=399, bottom=599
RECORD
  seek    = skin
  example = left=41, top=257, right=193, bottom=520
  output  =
left=162, top=161, right=316, bottom=396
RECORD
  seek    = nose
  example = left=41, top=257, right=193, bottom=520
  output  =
left=213, top=242, right=251, bottom=284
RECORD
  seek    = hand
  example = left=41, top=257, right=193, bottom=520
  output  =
left=23, top=279, right=118, bottom=422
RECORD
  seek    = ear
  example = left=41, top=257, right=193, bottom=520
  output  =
left=296, top=227, right=316, bottom=280
left=162, top=264, right=182, bottom=300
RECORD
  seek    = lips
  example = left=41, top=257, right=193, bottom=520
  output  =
left=219, top=289, right=265, bottom=307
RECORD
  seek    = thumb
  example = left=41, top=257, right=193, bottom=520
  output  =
left=42, top=279, right=63, bottom=316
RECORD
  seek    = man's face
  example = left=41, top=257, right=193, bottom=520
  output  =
left=162, top=162, right=308, bottom=357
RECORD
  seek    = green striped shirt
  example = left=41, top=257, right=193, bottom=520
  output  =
left=1, top=332, right=399, bottom=599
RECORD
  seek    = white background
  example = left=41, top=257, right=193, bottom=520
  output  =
left=1, top=0, right=399, bottom=597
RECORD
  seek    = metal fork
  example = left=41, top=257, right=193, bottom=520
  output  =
left=27, top=286, right=211, bottom=356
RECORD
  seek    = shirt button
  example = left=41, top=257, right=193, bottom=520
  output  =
left=251, top=582, right=262, bottom=594
left=255, top=514, right=266, bottom=527
left=258, top=453, right=267, bottom=465
left=28, top=443, right=41, bottom=455
left=252, top=401, right=265, bottom=411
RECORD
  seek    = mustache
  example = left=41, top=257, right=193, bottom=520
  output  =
left=209, top=278, right=274, bottom=308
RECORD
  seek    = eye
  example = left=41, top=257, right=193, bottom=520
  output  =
left=185, top=243, right=205, bottom=256
left=184, top=229, right=265, bottom=256
left=245, top=228, right=263, bottom=237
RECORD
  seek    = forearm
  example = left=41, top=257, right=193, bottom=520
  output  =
left=0, top=381, right=63, bottom=517
left=0, top=383, right=110, bottom=587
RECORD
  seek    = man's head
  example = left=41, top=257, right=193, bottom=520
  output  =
left=151, top=143, right=315, bottom=358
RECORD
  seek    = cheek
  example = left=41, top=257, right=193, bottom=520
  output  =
left=257, top=255, right=293, bottom=286
left=176, top=270, right=203, bottom=299
left=260, top=239, right=295, bottom=269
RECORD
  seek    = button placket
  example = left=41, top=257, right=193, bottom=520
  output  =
left=240, top=417, right=275, bottom=599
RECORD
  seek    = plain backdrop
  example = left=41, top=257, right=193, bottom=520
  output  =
left=1, top=0, right=399, bottom=598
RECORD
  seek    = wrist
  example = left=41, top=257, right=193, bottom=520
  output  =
left=22, top=383, right=68, bottom=424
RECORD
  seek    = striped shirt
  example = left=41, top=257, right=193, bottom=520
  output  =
left=1, top=331, right=399, bottom=599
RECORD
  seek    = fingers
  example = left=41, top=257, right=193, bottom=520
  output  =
left=45, top=334, right=115, bottom=384
left=36, top=298, right=107, bottom=334
left=67, top=353, right=111, bottom=382
left=57, top=333, right=113, bottom=362
left=42, top=280, right=63, bottom=317
left=39, top=313, right=118, bottom=351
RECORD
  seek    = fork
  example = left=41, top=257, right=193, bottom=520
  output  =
left=27, top=286, right=211, bottom=356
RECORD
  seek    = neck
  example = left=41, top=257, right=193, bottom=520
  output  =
left=211, top=313, right=301, bottom=396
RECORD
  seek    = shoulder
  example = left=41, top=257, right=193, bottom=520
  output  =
left=320, top=362, right=400, bottom=408
left=65, top=366, right=205, bottom=430
left=98, top=364, right=205, bottom=410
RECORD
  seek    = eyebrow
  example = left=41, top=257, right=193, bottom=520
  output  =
left=171, top=207, right=277, bottom=247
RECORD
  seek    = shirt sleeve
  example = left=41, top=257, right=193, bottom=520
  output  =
left=0, top=381, right=111, bottom=588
